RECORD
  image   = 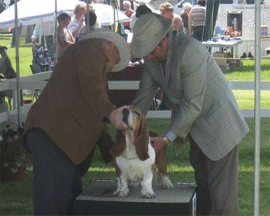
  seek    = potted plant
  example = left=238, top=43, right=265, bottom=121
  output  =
left=0, top=125, right=31, bottom=182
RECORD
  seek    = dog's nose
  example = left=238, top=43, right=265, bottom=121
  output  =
left=122, top=108, right=130, bottom=123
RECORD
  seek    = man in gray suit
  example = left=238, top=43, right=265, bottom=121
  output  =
left=131, top=13, right=249, bottom=215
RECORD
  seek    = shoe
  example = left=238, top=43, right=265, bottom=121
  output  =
left=240, top=52, right=247, bottom=58
left=248, top=52, right=254, bottom=58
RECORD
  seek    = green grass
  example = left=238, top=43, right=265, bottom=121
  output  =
left=1, top=118, right=269, bottom=215
left=1, top=33, right=270, bottom=80
left=1, top=33, right=269, bottom=109
left=225, top=58, right=270, bottom=81
left=233, top=90, right=270, bottom=109
left=0, top=33, right=33, bottom=77
left=0, top=33, right=270, bottom=215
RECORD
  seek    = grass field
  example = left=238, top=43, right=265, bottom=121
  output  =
left=0, top=33, right=270, bottom=215
left=0, top=118, right=269, bottom=215
left=1, top=33, right=270, bottom=109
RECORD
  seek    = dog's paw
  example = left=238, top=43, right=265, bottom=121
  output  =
left=114, top=189, right=129, bottom=197
left=161, top=175, right=173, bottom=189
left=129, top=181, right=140, bottom=188
left=118, top=189, right=129, bottom=197
left=141, top=189, right=156, bottom=198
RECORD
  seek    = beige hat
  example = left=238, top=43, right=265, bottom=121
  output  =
left=80, top=28, right=130, bottom=72
left=131, top=13, right=172, bottom=58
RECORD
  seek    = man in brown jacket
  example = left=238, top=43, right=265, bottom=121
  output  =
left=23, top=29, right=130, bottom=215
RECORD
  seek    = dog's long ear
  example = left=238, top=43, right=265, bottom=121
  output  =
left=134, top=114, right=150, bottom=161
left=109, top=130, right=126, bottom=157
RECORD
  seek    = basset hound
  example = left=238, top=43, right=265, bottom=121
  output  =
left=109, top=105, right=173, bottom=198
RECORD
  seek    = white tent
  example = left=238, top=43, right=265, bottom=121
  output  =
left=92, top=3, right=130, bottom=26
left=0, top=0, right=130, bottom=29
left=0, top=0, right=81, bottom=28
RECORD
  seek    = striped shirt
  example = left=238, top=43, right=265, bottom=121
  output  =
left=189, top=6, right=206, bottom=27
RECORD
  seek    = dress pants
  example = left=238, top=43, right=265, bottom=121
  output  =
left=192, top=25, right=204, bottom=42
left=189, top=135, right=239, bottom=215
left=25, top=128, right=82, bottom=215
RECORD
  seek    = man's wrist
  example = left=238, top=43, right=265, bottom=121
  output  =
left=163, top=136, right=170, bottom=145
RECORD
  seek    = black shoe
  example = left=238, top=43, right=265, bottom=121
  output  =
left=248, top=52, right=254, bottom=58
left=240, top=52, right=247, bottom=58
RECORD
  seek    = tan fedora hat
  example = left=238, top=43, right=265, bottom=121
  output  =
left=80, top=28, right=130, bottom=72
left=131, top=13, right=172, bottom=58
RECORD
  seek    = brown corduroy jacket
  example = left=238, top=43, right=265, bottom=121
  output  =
left=23, top=39, right=116, bottom=165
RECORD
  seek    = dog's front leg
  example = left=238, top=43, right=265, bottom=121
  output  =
left=114, top=175, right=129, bottom=197
left=141, top=171, right=155, bottom=198
left=160, top=173, right=173, bottom=189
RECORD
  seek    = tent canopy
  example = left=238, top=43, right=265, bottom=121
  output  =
left=0, top=0, right=130, bottom=29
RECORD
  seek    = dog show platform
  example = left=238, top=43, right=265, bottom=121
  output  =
left=73, top=180, right=197, bottom=215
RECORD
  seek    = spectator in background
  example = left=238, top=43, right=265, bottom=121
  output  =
left=76, top=10, right=98, bottom=42
left=88, top=3, right=102, bottom=29
left=159, top=2, right=183, bottom=32
left=188, top=0, right=206, bottom=41
left=0, top=0, right=6, bottom=13
left=181, top=2, right=192, bottom=35
left=31, top=21, right=56, bottom=58
left=130, top=4, right=152, bottom=30
left=68, top=2, right=87, bottom=39
left=9, top=0, right=15, bottom=6
left=0, top=0, right=5, bottom=6
left=123, top=0, right=134, bottom=30
left=8, top=0, right=20, bottom=47
left=8, top=0, right=21, bottom=47
left=135, top=4, right=152, bottom=17
left=103, top=0, right=120, bottom=9
left=57, top=13, right=74, bottom=59
left=10, top=24, right=21, bottom=48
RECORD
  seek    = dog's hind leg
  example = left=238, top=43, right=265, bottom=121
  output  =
left=160, top=173, right=173, bottom=189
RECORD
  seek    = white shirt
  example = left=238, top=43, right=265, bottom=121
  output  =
left=31, top=21, right=55, bottom=43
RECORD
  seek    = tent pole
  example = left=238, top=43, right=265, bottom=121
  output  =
left=86, top=0, right=89, bottom=30
left=112, top=0, right=116, bottom=31
left=254, top=0, right=261, bottom=215
left=54, top=0, right=58, bottom=65
left=14, top=0, right=21, bottom=127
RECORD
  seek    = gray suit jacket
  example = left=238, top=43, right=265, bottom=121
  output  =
left=133, top=32, right=249, bottom=161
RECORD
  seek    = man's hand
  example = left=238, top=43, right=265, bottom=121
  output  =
left=150, top=136, right=167, bottom=153
left=108, top=106, right=128, bottom=130
left=31, top=38, right=37, bottom=44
